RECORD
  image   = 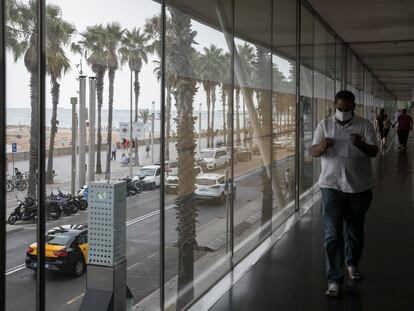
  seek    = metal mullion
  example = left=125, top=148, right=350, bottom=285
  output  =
left=159, top=0, right=166, bottom=309
left=36, top=0, right=46, bottom=310
left=230, top=0, right=235, bottom=259
left=294, top=0, right=301, bottom=212
left=0, top=0, right=7, bottom=308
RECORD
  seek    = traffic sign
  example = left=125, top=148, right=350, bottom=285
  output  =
left=12, top=143, right=17, bottom=153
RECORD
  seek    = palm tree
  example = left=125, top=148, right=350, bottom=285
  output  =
left=119, top=27, right=149, bottom=166
left=144, top=15, right=175, bottom=160
left=169, top=7, right=198, bottom=309
left=195, top=44, right=223, bottom=148
left=45, top=5, right=78, bottom=184
left=219, top=52, right=232, bottom=145
left=7, top=0, right=43, bottom=196
left=79, top=24, right=107, bottom=174
left=237, top=43, right=255, bottom=146
left=104, top=22, right=125, bottom=179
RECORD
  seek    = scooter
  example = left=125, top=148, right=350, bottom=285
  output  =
left=8, top=196, right=61, bottom=225
left=123, top=177, right=139, bottom=196
left=76, top=185, right=88, bottom=210
left=131, top=175, right=145, bottom=193
left=48, top=191, right=78, bottom=216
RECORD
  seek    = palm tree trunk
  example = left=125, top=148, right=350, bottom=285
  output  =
left=205, top=85, right=211, bottom=148
left=105, top=69, right=115, bottom=179
left=46, top=76, right=60, bottom=184
left=221, top=86, right=226, bottom=145
left=165, top=84, right=172, bottom=160
left=96, top=71, right=104, bottom=174
left=211, top=85, right=216, bottom=146
left=235, top=87, right=241, bottom=145
left=27, top=72, right=38, bottom=197
left=175, top=79, right=197, bottom=310
left=134, top=70, right=140, bottom=166
left=226, top=86, right=232, bottom=146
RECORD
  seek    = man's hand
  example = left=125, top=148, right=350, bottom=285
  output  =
left=311, top=138, right=334, bottom=157
left=320, top=138, right=335, bottom=152
left=350, top=133, right=378, bottom=157
left=350, top=133, right=363, bottom=147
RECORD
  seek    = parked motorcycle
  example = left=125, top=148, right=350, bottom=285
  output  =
left=131, top=175, right=145, bottom=194
left=123, top=177, right=139, bottom=196
left=8, top=196, right=61, bottom=225
left=76, top=185, right=89, bottom=210
left=47, top=191, right=79, bottom=216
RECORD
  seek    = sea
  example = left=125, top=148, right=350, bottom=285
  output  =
left=7, top=108, right=246, bottom=134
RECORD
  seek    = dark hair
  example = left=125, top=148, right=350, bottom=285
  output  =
left=402, top=108, right=407, bottom=114
left=334, top=90, right=355, bottom=104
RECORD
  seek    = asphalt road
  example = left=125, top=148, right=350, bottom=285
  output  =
left=4, top=158, right=294, bottom=311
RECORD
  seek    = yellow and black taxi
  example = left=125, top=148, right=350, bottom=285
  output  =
left=26, top=224, right=88, bottom=277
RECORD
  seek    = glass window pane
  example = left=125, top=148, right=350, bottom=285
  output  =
left=299, top=5, right=314, bottom=207
left=164, top=1, right=233, bottom=309
left=272, top=0, right=297, bottom=224
left=232, top=0, right=273, bottom=263
left=6, top=0, right=38, bottom=309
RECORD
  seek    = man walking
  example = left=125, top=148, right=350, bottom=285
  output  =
left=111, top=144, right=117, bottom=160
left=394, top=108, right=413, bottom=150
left=311, top=90, right=378, bottom=298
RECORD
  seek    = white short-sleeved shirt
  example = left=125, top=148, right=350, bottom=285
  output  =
left=312, top=115, right=378, bottom=193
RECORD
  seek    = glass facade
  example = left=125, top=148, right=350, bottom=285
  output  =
left=0, top=0, right=398, bottom=310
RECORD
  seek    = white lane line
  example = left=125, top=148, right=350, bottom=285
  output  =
left=66, top=293, right=85, bottom=305
left=126, top=203, right=174, bottom=227
left=127, top=262, right=140, bottom=271
left=6, top=264, right=26, bottom=276
left=146, top=252, right=157, bottom=259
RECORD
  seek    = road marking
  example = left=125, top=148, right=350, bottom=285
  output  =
left=146, top=252, right=157, bottom=259
left=6, top=264, right=26, bottom=276
left=127, top=262, right=140, bottom=271
left=126, top=203, right=174, bottom=227
left=66, top=293, right=85, bottom=305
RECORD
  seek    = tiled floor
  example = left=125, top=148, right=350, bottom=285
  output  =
left=210, top=138, right=414, bottom=311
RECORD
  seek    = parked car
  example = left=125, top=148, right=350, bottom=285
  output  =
left=165, top=166, right=204, bottom=193
left=197, top=148, right=229, bottom=171
left=26, top=224, right=88, bottom=277
left=136, top=165, right=161, bottom=190
left=154, top=160, right=178, bottom=175
left=195, top=173, right=236, bottom=204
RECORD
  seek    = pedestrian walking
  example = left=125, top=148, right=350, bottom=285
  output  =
left=375, top=109, right=386, bottom=150
left=111, top=144, right=117, bottom=160
left=146, top=143, right=150, bottom=158
left=381, top=114, right=392, bottom=150
left=311, top=90, right=378, bottom=298
left=394, top=108, right=413, bottom=150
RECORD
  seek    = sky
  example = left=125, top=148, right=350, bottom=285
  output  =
left=6, top=0, right=292, bottom=111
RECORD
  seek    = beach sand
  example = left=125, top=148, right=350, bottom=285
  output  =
left=7, top=125, right=121, bottom=153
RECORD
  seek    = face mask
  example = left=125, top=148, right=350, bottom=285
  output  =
left=335, top=108, right=353, bottom=122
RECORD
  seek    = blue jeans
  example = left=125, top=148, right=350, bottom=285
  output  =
left=320, top=188, right=372, bottom=284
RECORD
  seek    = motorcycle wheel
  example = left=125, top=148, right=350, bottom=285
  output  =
left=79, top=199, right=88, bottom=210
left=15, top=180, right=27, bottom=191
left=48, top=205, right=61, bottom=220
left=6, top=180, right=14, bottom=193
left=8, top=214, right=17, bottom=225
left=62, top=203, right=74, bottom=216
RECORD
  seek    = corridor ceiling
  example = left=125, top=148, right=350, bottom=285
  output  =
left=308, top=0, right=414, bottom=100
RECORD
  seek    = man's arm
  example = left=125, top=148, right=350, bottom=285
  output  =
left=311, top=138, right=335, bottom=157
left=351, top=134, right=378, bottom=157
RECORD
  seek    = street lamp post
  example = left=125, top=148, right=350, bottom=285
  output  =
left=151, top=101, right=155, bottom=163
left=129, top=69, right=133, bottom=177
left=199, top=102, right=202, bottom=155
